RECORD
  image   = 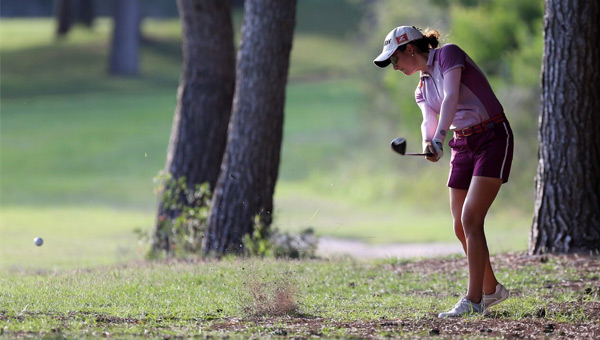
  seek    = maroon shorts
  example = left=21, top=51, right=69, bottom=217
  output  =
left=447, top=121, right=514, bottom=190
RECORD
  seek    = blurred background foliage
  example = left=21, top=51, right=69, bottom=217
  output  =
left=361, top=0, right=542, bottom=211
left=0, top=0, right=543, bottom=268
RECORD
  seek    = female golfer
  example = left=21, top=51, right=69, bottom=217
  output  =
left=373, top=26, right=513, bottom=317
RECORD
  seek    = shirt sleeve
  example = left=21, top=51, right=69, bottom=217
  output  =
left=438, top=44, right=465, bottom=75
left=415, top=78, right=425, bottom=103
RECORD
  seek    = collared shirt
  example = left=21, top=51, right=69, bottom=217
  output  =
left=415, top=44, right=504, bottom=130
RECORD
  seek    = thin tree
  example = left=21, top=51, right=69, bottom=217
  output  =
left=204, top=0, right=297, bottom=254
left=55, top=0, right=73, bottom=37
left=109, top=0, right=140, bottom=76
left=152, top=0, right=236, bottom=254
left=530, top=0, right=600, bottom=254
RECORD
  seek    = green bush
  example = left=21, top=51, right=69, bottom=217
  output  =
left=149, top=172, right=211, bottom=259
left=359, top=0, right=543, bottom=211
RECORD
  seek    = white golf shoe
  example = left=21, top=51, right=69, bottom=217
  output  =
left=483, top=283, right=510, bottom=310
left=438, top=297, right=484, bottom=318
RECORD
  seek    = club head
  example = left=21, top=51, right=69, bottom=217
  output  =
left=391, top=137, right=433, bottom=157
left=390, top=137, right=407, bottom=155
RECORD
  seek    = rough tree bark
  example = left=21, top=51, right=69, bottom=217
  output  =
left=530, top=0, right=600, bottom=254
left=109, top=0, right=140, bottom=76
left=204, top=0, right=297, bottom=254
left=152, top=0, right=235, bottom=253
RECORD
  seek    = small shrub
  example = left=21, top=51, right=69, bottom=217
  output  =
left=245, top=222, right=318, bottom=259
left=244, top=217, right=273, bottom=257
left=270, top=227, right=318, bottom=259
left=149, top=172, right=211, bottom=258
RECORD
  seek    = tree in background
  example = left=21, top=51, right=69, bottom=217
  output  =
left=73, top=0, right=94, bottom=27
left=151, top=0, right=236, bottom=255
left=109, top=0, right=140, bottom=76
left=204, top=0, right=297, bottom=254
left=530, top=0, right=600, bottom=254
left=55, top=0, right=72, bottom=36
left=55, top=0, right=95, bottom=37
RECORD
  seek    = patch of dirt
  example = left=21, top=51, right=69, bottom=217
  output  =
left=209, top=315, right=600, bottom=339
left=389, top=252, right=600, bottom=282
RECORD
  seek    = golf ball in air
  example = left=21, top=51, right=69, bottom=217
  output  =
left=34, top=237, right=44, bottom=247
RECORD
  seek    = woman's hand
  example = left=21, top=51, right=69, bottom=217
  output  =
left=424, top=138, right=443, bottom=162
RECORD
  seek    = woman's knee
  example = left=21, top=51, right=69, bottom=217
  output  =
left=453, top=220, right=466, bottom=242
left=461, top=209, right=485, bottom=236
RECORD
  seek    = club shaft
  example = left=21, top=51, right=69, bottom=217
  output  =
left=404, top=152, right=432, bottom=156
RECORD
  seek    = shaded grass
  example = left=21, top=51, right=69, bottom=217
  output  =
left=0, top=19, right=181, bottom=98
left=0, top=16, right=359, bottom=98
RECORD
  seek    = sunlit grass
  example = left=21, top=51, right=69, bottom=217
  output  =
left=1, top=16, right=532, bottom=273
left=1, top=255, right=597, bottom=338
left=0, top=18, right=112, bottom=51
left=0, top=206, right=152, bottom=270
left=275, top=181, right=530, bottom=251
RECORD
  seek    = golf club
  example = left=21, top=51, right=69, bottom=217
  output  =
left=390, top=137, right=433, bottom=156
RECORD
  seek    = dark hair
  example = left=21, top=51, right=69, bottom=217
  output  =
left=399, top=28, right=440, bottom=53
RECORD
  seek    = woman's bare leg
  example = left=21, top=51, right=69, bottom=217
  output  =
left=450, top=177, right=502, bottom=302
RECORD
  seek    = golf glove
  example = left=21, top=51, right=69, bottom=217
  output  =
left=425, top=138, right=444, bottom=162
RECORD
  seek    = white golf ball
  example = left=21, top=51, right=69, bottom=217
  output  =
left=34, top=237, right=44, bottom=247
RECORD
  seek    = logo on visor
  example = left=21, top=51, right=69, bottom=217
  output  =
left=384, top=39, right=391, bottom=46
left=395, top=33, right=409, bottom=45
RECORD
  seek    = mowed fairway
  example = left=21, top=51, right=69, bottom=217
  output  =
left=0, top=81, right=529, bottom=269
left=0, top=15, right=530, bottom=270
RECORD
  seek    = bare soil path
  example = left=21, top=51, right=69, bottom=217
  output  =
left=317, top=236, right=463, bottom=259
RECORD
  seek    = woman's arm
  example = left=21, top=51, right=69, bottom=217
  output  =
left=434, top=67, right=462, bottom=143
left=424, top=67, right=462, bottom=162
left=418, top=101, right=438, bottom=152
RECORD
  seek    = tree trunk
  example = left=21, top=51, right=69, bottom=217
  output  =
left=74, top=0, right=94, bottom=28
left=151, top=0, right=236, bottom=254
left=204, top=0, right=297, bottom=254
left=55, top=0, right=72, bottom=37
left=530, top=0, right=600, bottom=254
left=109, top=0, right=140, bottom=76
left=55, top=0, right=95, bottom=37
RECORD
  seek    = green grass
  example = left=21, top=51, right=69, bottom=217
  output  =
left=0, top=78, right=529, bottom=269
left=0, top=206, right=151, bottom=270
left=275, top=182, right=529, bottom=251
left=1, top=255, right=598, bottom=338
left=1, top=8, right=532, bottom=272
left=1, top=90, right=173, bottom=207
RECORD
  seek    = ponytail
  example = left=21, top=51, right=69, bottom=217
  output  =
left=422, top=29, right=440, bottom=49
left=399, top=28, right=440, bottom=53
